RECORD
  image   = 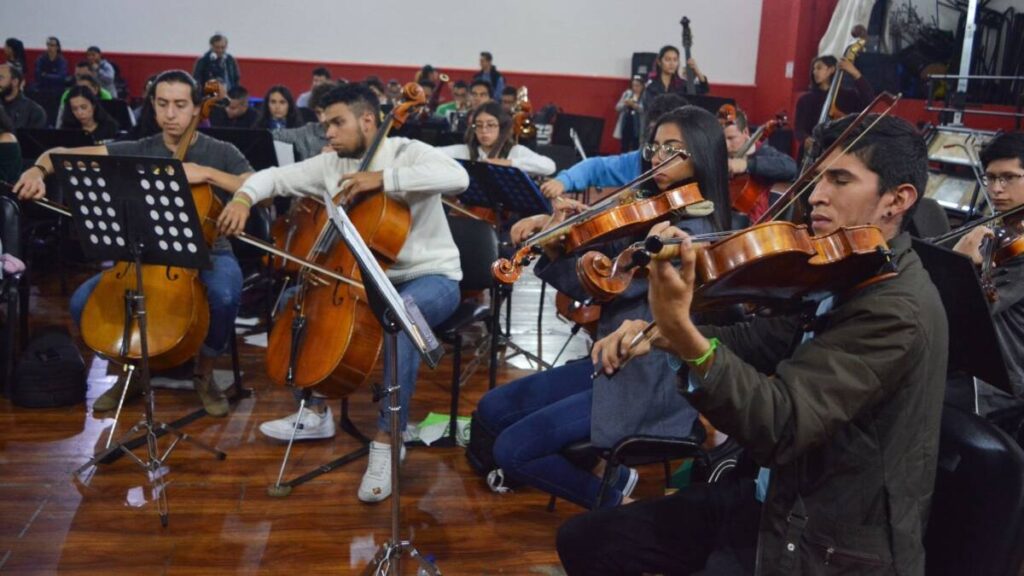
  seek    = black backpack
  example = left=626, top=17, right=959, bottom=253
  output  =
left=465, top=411, right=523, bottom=492
left=10, top=326, right=86, bottom=408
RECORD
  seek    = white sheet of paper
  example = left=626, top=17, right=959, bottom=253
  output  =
left=244, top=333, right=268, bottom=348
left=274, top=141, right=295, bottom=166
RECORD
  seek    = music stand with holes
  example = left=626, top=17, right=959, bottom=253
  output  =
left=52, top=153, right=226, bottom=527
left=458, top=160, right=553, bottom=370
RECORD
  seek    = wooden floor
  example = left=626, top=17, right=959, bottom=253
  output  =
left=0, top=259, right=643, bottom=575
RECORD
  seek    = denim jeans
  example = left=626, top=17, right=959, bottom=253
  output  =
left=69, top=250, right=243, bottom=358
left=476, top=359, right=630, bottom=509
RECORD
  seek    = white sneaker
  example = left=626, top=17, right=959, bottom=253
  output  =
left=621, top=467, right=640, bottom=500
left=259, top=406, right=336, bottom=441
left=358, top=440, right=407, bottom=503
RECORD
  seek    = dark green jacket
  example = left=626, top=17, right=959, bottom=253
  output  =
left=685, top=233, right=948, bottom=575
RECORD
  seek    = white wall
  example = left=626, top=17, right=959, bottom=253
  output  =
left=2, top=0, right=763, bottom=84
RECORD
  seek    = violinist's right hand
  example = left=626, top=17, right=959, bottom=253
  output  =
left=591, top=319, right=663, bottom=376
left=217, top=193, right=253, bottom=236
left=953, top=226, right=994, bottom=265
left=13, top=166, right=47, bottom=201
left=540, top=179, right=566, bottom=199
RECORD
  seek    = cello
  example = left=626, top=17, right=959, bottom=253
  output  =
left=79, top=81, right=225, bottom=370
left=717, top=104, right=788, bottom=218
left=680, top=16, right=697, bottom=96
left=263, top=83, right=425, bottom=398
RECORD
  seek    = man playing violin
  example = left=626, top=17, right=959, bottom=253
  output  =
left=14, top=69, right=253, bottom=418
left=720, top=106, right=797, bottom=222
left=217, top=83, right=468, bottom=503
left=952, top=132, right=1024, bottom=414
left=558, top=114, right=948, bottom=575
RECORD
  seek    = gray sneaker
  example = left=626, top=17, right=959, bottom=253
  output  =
left=194, top=373, right=229, bottom=417
left=93, top=373, right=143, bottom=412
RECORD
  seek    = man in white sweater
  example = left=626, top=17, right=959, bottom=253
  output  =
left=218, top=83, right=468, bottom=502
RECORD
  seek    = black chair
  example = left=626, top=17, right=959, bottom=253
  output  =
left=228, top=203, right=275, bottom=330
left=0, top=196, right=25, bottom=393
left=432, top=215, right=501, bottom=445
left=924, top=405, right=1024, bottom=575
left=534, top=144, right=579, bottom=173
left=909, top=197, right=951, bottom=239
left=549, top=425, right=710, bottom=511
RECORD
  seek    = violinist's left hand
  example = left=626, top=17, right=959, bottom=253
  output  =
left=646, top=222, right=712, bottom=366
left=339, top=171, right=384, bottom=205
left=953, top=226, right=994, bottom=265
left=728, top=158, right=748, bottom=176
left=183, top=163, right=209, bottom=184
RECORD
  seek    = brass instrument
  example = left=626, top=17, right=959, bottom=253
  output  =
left=512, top=86, right=536, bottom=142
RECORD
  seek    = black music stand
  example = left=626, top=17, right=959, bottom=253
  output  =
left=321, top=189, right=444, bottom=576
left=458, top=159, right=553, bottom=370
left=685, top=94, right=737, bottom=116
left=54, top=154, right=226, bottom=527
left=16, top=128, right=93, bottom=162
left=913, top=238, right=1012, bottom=394
left=199, top=127, right=280, bottom=171
left=100, top=99, right=135, bottom=129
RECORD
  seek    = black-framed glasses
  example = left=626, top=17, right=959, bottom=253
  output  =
left=641, top=143, right=690, bottom=162
left=982, top=172, right=1024, bottom=188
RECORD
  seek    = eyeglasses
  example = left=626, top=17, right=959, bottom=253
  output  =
left=641, top=143, right=690, bottom=162
left=473, top=122, right=500, bottom=132
left=982, top=172, right=1024, bottom=188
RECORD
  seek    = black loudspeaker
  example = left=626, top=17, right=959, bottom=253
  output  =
left=856, top=53, right=901, bottom=95
left=632, top=52, right=658, bottom=80
left=553, top=114, right=605, bottom=158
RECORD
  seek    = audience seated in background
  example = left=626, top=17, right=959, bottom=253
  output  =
left=253, top=85, right=301, bottom=131
left=0, top=63, right=46, bottom=129
left=193, top=33, right=240, bottom=93
left=473, top=51, right=505, bottom=96
left=58, top=85, right=120, bottom=143
left=130, top=75, right=158, bottom=138
left=468, top=78, right=492, bottom=109
left=84, top=46, right=117, bottom=98
left=500, top=85, right=517, bottom=115
left=385, top=79, right=402, bottom=104
left=273, top=81, right=335, bottom=161
left=296, top=66, right=331, bottom=109
left=0, top=107, right=20, bottom=184
left=3, top=39, right=27, bottom=79
left=210, top=85, right=257, bottom=128
left=60, top=64, right=113, bottom=102
left=364, top=76, right=387, bottom=106
left=34, top=36, right=67, bottom=93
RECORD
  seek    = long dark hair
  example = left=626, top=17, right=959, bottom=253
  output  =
left=464, top=101, right=513, bottom=161
left=644, top=105, right=731, bottom=231
left=60, top=85, right=115, bottom=131
left=4, top=38, right=26, bottom=73
left=809, top=55, right=837, bottom=91
left=46, top=36, right=62, bottom=57
left=653, top=45, right=680, bottom=79
left=254, top=85, right=301, bottom=129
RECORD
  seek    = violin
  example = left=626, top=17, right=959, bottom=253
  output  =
left=555, top=292, right=600, bottom=337
left=939, top=209, right=1024, bottom=303
left=80, top=81, right=224, bottom=370
left=717, top=104, right=788, bottom=218
left=491, top=152, right=701, bottom=284
left=576, top=93, right=903, bottom=303
left=264, top=83, right=425, bottom=398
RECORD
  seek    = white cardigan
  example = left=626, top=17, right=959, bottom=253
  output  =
left=239, top=136, right=469, bottom=283
left=439, top=143, right=556, bottom=177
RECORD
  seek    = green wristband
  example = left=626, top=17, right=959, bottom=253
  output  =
left=230, top=196, right=252, bottom=209
left=683, top=337, right=719, bottom=367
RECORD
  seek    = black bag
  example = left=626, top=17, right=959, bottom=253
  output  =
left=465, top=411, right=522, bottom=492
left=10, top=326, right=86, bottom=408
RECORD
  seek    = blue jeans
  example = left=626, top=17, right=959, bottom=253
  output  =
left=476, top=359, right=630, bottom=509
left=289, top=274, right=460, bottom=433
left=69, top=250, right=243, bottom=358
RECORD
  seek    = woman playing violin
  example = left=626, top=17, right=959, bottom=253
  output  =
left=560, top=114, right=948, bottom=576
left=439, top=101, right=555, bottom=177
left=475, top=106, right=730, bottom=509
left=952, top=132, right=1024, bottom=415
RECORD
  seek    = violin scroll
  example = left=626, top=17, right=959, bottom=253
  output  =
left=491, top=246, right=536, bottom=284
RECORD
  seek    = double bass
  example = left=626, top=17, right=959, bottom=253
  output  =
left=80, top=81, right=225, bottom=370
left=264, top=83, right=425, bottom=398
left=717, top=104, right=787, bottom=218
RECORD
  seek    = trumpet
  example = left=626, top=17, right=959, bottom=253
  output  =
left=439, top=72, right=450, bottom=83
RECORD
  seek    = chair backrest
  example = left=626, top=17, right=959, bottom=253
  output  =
left=446, top=214, right=498, bottom=292
left=924, top=405, right=1024, bottom=575
left=227, top=204, right=273, bottom=271
left=910, top=197, right=951, bottom=239
left=0, top=195, right=21, bottom=258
